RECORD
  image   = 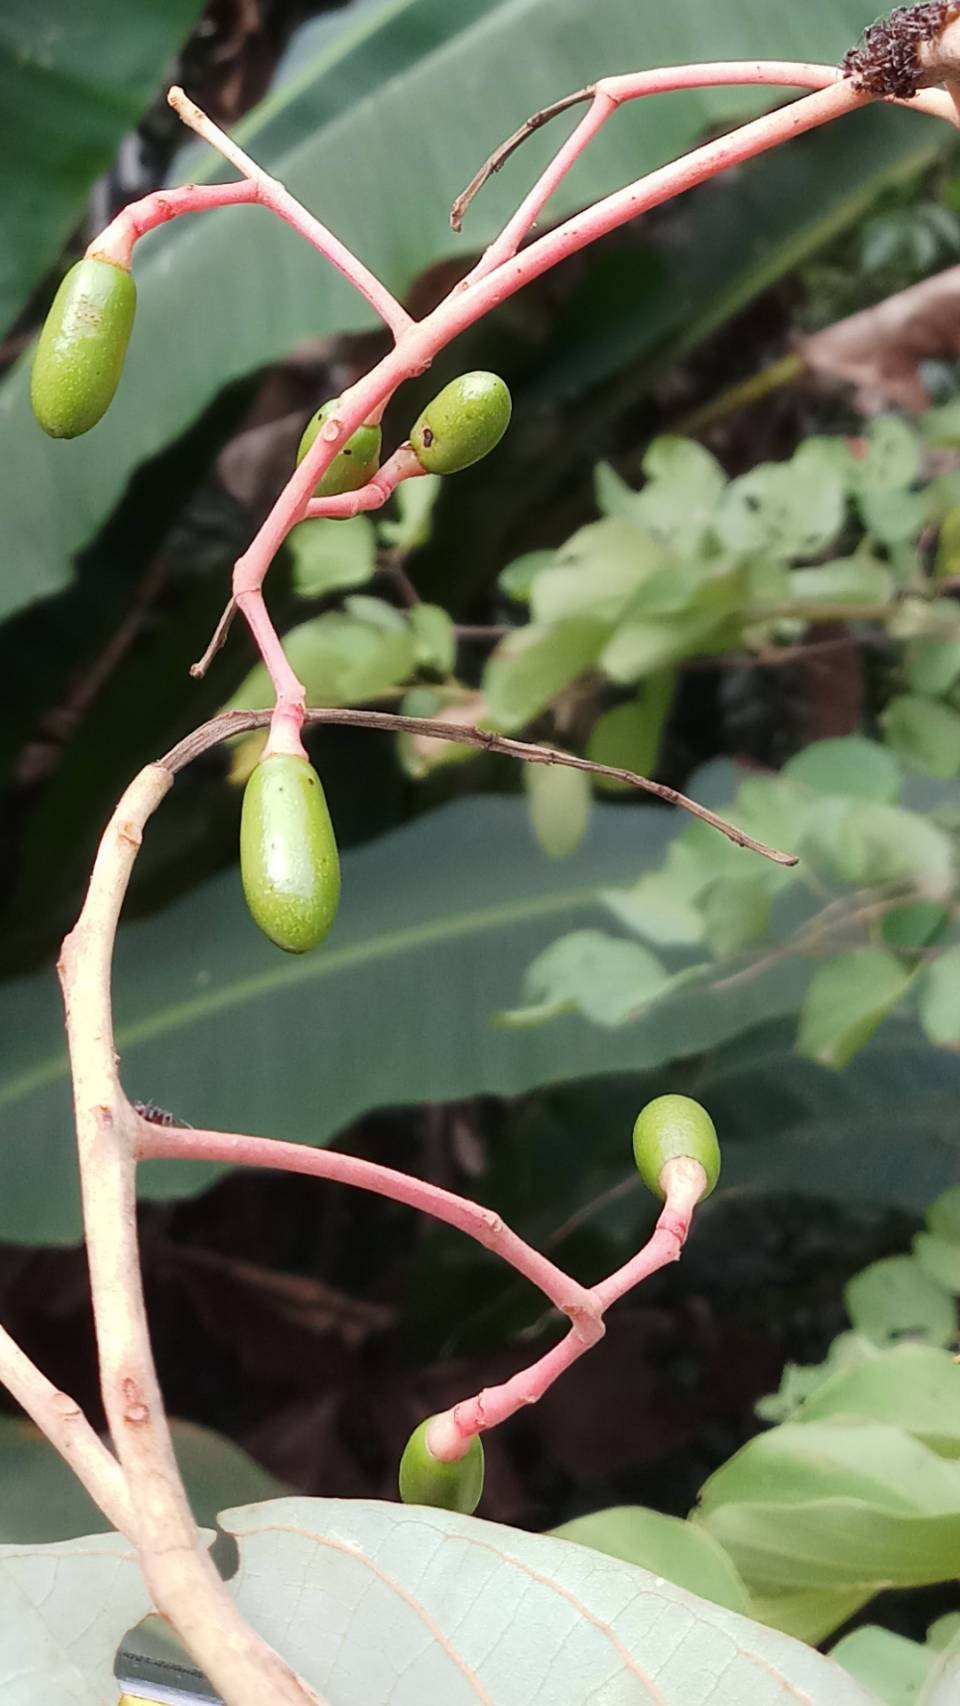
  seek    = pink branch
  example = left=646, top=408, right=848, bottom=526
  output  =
left=137, top=1124, right=602, bottom=1341
left=304, top=445, right=426, bottom=520
left=197, top=68, right=956, bottom=697
left=428, top=1158, right=706, bottom=1458
left=136, top=1131, right=709, bottom=1457
left=0, top=1320, right=134, bottom=1538
left=462, top=62, right=842, bottom=276
left=91, top=180, right=260, bottom=267
left=459, top=63, right=956, bottom=270
left=95, top=89, right=412, bottom=341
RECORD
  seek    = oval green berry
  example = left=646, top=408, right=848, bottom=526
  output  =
left=410, top=371, right=511, bottom=475
left=240, top=753, right=341, bottom=953
left=296, top=399, right=382, bottom=497
left=31, top=258, right=137, bottom=438
left=632, top=1094, right=721, bottom=1200
left=398, top=1418, right=484, bottom=1514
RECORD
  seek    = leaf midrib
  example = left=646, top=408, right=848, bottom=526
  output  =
left=0, top=876, right=606, bottom=1112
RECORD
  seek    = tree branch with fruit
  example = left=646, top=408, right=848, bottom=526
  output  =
left=9, top=8, right=960, bottom=1703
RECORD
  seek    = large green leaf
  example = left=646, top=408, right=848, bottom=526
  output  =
left=793, top=1345, right=960, bottom=1457
left=0, top=795, right=697, bottom=1243
left=220, top=1497, right=881, bottom=1704
left=551, top=1505, right=749, bottom=1613
left=0, top=1498, right=882, bottom=1705
left=697, top=1419, right=960, bottom=1641
left=0, top=0, right=205, bottom=338
left=0, top=0, right=940, bottom=618
left=4, top=781, right=960, bottom=1247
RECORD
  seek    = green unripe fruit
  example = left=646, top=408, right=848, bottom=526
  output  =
left=296, top=399, right=382, bottom=496
left=398, top=1418, right=484, bottom=1514
left=240, top=754, right=341, bottom=953
left=30, top=258, right=137, bottom=438
left=410, top=371, right=511, bottom=475
left=632, top=1094, right=721, bottom=1200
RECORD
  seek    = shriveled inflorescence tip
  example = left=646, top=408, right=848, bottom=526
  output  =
left=842, top=2, right=960, bottom=97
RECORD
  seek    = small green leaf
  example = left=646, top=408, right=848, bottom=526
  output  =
left=593, top=459, right=635, bottom=518
left=717, top=455, right=845, bottom=561
left=698, top=1417, right=960, bottom=1522
left=804, top=801, right=954, bottom=888
left=377, top=472, right=442, bottom=551
left=514, top=928, right=673, bottom=1027
left=289, top=515, right=376, bottom=598
left=928, top=1615, right=960, bottom=1652
left=524, top=761, right=592, bottom=860
left=929, top=1186, right=960, bottom=1243
left=788, top=558, right=892, bottom=605
left=497, top=550, right=554, bottom=603
left=700, top=873, right=772, bottom=958
left=785, top=737, right=901, bottom=802
left=831, top=1625, right=931, bottom=1706
left=483, top=619, right=609, bottom=730
left=919, top=949, right=960, bottom=1049
left=882, top=696, right=960, bottom=779
left=796, top=1344, right=960, bottom=1455
left=881, top=902, right=948, bottom=953
left=552, top=1506, right=749, bottom=1613
left=859, top=486, right=931, bottom=547
left=907, top=635, right=960, bottom=698
left=603, top=870, right=704, bottom=947
left=852, top=416, right=924, bottom=494
left=601, top=575, right=742, bottom=681
left=797, top=950, right=916, bottom=1070
left=756, top=1334, right=877, bottom=1425
left=408, top=603, right=455, bottom=675
left=225, top=609, right=416, bottom=710
left=586, top=675, right=674, bottom=790
left=629, top=435, right=727, bottom=555
left=913, top=1232, right=960, bottom=1296
left=530, top=518, right=670, bottom=625
left=845, top=1257, right=957, bottom=1349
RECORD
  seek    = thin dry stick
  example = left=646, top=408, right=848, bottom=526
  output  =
left=0, top=1321, right=134, bottom=1537
left=59, top=765, right=325, bottom=1706
left=161, top=707, right=798, bottom=866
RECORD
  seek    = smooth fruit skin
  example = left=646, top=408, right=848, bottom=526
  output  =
left=410, top=371, right=512, bottom=474
left=30, top=258, right=137, bottom=438
left=296, top=399, right=382, bottom=496
left=632, top=1094, right=721, bottom=1200
left=398, top=1418, right=484, bottom=1514
left=240, top=754, right=341, bottom=953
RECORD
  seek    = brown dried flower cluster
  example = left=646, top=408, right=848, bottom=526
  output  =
left=843, top=2, right=960, bottom=96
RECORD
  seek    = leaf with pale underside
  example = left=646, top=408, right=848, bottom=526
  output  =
left=0, top=1533, right=150, bottom=1705
left=218, top=1496, right=881, bottom=1705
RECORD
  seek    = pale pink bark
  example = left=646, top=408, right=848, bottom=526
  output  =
left=0, top=1320, right=134, bottom=1537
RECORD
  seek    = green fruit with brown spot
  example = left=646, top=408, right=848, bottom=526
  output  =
left=31, top=258, right=137, bottom=438
left=240, top=754, right=341, bottom=953
left=398, top=1417, right=484, bottom=1514
left=410, top=371, right=511, bottom=474
left=296, top=399, right=381, bottom=496
left=632, top=1095, right=721, bottom=1200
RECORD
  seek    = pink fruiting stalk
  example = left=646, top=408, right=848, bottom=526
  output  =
left=94, top=65, right=951, bottom=759
left=4, top=31, right=959, bottom=1706
left=137, top=1131, right=704, bottom=1460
